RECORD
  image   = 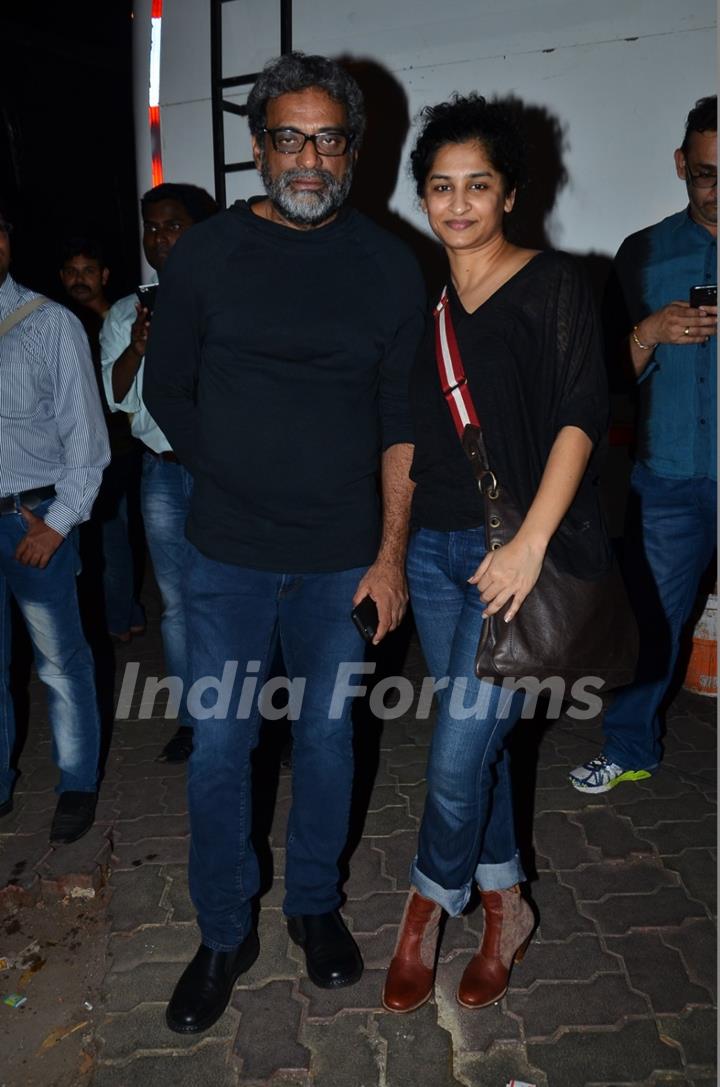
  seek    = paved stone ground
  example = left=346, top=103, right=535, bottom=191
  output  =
left=0, top=606, right=716, bottom=1087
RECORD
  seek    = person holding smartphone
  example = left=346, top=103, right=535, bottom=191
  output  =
left=570, top=96, right=717, bottom=795
left=101, top=183, right=218, bottom=762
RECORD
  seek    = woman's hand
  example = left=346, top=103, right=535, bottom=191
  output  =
left=468, top=536, right=546, bottom=621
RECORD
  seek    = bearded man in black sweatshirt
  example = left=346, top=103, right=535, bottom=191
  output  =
left=144, top=52, right=425, bottom=1034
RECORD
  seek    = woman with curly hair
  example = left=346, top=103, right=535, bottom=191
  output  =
left=382, top=95, right=610, bottom=1012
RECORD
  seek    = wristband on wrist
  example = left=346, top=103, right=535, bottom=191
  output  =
left=632, top=325, right=656, bottom=351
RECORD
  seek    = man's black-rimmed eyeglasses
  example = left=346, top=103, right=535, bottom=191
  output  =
left=262, top=127, right=353, bottom=156
left=684, top=163, right=717, bottom=190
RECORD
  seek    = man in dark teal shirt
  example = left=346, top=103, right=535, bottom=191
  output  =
left=571, top=95, right=717, bottom=794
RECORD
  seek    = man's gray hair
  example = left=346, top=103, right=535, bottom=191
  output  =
left=247, top=52, right=365, bottom=146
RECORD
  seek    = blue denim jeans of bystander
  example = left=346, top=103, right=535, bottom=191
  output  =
left=0, top=499, right=100, bottom=803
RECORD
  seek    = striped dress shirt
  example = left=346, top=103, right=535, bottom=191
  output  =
left=0, top=274, right=110, bottom=536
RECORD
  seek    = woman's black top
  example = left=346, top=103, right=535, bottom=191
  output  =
left=409, top=250, right=612, bottom=579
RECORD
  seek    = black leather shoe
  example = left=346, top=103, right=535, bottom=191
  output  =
left=49, top=791, right=97, bottom=844
left=287, top=909, right=363, bottom=989
left=166, top=934, right=260, bottom=1034
left=157, top=725, right=194, bottom=763
left=0, top=797, right=13, bottom=818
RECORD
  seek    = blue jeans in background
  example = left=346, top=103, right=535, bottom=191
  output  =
left=184, top=542, right=367, bottom=950
left=0, top=499, right=100, bottom=803
left=407, top=527, right=526, bottom=916
left=602, top=465, right=716, bottom=771
left=141, top=454, right=193, bottom=726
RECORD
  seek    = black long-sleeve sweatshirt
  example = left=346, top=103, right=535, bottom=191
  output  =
left=143, top=199, right=426, bottom=572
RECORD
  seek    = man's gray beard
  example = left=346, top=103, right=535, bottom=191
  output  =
left=260, top=159, right=353, bottom=226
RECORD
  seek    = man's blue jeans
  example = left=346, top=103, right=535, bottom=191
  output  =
left=602, top=465, right=716, bottom=771
left=141, top=454, right=193, bottom=726
left=184, top=542, right=367, bottom=951
left=407, top=527, right=526, bottom=917
left=0, top=499, right=100, bottom=804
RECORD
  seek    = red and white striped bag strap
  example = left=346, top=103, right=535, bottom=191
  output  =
left=433, top=286, right=481, bottom=438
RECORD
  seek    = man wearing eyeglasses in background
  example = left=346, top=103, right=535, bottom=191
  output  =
left=0, top=205, right=109, bottom=842
left=101, top=183, right=218, bottom=762
left=143, top=52, right=425, bottom=1033
left=570, top=95, right=717, bottom=796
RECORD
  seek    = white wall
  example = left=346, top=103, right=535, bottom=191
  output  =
left=133, top=0, right=716, bottom=260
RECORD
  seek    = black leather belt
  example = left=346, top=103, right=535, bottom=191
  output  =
left=0, top=485, right=56, bottom=516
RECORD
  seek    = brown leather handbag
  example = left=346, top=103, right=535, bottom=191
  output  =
left=433, top=288, right=638, bottom=689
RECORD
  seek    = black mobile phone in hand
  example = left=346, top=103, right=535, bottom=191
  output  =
left=135, top=283, right=158, bottom=316
left=689, top=284, right=717, bottom=307
left=351, top=596, right=379, bottom=643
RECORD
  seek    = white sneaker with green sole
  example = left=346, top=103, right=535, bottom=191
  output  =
left=569, top=754, right=652, bottom=794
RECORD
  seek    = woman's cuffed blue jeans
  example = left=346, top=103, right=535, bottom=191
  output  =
left=407, top=527, right=526, bottom=916
left=184, top=542, right=368, bottom=951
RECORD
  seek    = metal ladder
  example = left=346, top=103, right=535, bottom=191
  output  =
left=210, top=0, right=293, bottom=207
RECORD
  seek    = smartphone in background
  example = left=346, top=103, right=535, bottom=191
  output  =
left=689, top=284, right=717, bottom=308
left=351, top=596, right=379, bottom=643
left=135, top=283, right=158, bottom=316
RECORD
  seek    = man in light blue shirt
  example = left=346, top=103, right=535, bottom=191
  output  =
left=571, top=96, right=717, bottom=793
left=0, top=207, right=110, bottom=842
left=101, top=183, right=217, bottom=762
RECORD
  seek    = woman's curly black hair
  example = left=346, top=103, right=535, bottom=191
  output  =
left=410, top=94, right=528, bottom=197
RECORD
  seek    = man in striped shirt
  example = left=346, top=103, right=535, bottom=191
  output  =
left=0, top=206, right=110, bottom=843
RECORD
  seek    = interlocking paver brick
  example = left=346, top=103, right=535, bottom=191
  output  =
left=661, top=920, right=717, bottom=995
left=298, top=968, right=385, bottom=1018
left=92, top=1043, right=239, bottom=1086
left=161, top=863, right=195, bottom=922
left=559, top=858, right=680, bottom=901
left=570, top=807, right=656, bottom=858
left=343, top=891, right=409, bottom=933
left=507, top=972, right=650, bottom=1037
left=608, top=931, right=714, bottom=1012
left=113, top=814, right=189, bottom=841
left=98, top=1001, right=236, bottom=1060
left=302, top=1012, right=379, bottom=1087
left=529, top=874, right=595, bottom=941
left=580, top=885, right=708, bottom=935
left=610, top=790, right=715, bottom=828
left=396, top=780, right=427, bottom=820
left=108, top=866, right=170, bottom=931
left=102, top=960, right=185, bottom=1011
left=458, top=1043, right=548, bottom=1087
left=527, top=1019, right=684, bottom=1084
left=38, top=827, right=112, bottom=897
left=107, top=923, right=198, bottom=972
left=232, top=981, right=310, bottom=1080
left=377, top=1001, right=464, bottom=1086
left=664, top=849, right=717, bottom=912
left=386, top=759, right=428, bottom=786
left=533, top=811, right=597, bottom=869
left=638, top=814, right=717, bottom=854
left=0, top=830, right=50, bottom=903
left=503, top=932, right=621, bottom=987
left=372, top=831, right=416, bottom=890
left=366, top=784, right=406, bottom=811
left=434, top=954, right=522, bottom=1052
left=361, top=805, right=415, bottom=837
left=112, top=835, right=189, bottom=869
left=533, top=784, right=602, bottom=813
left=355, top=925, right=398, bottom=969
left=235, top=906, right=299, bottom=985
left=343, top=840, right=393, bottom=900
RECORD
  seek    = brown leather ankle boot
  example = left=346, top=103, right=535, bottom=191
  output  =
left=457, top=884, right=534, bottom=1008
left=382, top=889, right=442, bottom=1013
